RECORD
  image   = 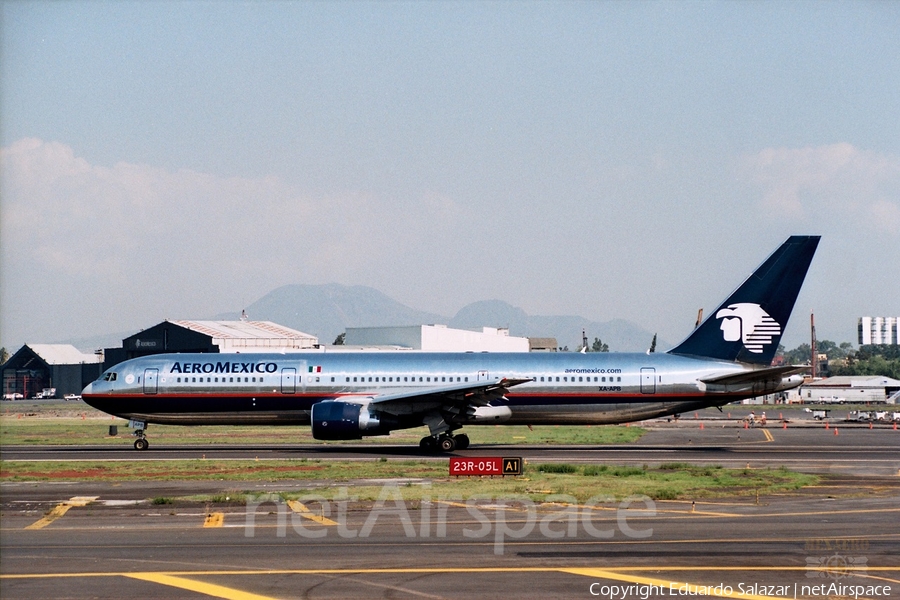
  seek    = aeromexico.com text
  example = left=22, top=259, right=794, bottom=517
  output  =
left=169, top=362, right=279, bottom=374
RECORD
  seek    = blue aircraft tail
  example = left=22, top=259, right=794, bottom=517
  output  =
left=668, top=235, right=820, bottom=365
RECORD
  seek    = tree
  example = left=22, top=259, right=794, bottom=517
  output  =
left=0, top=347, right=8, bottom=365
left=783, top=341, right=900, bottom=380
left=590, top=338, right=609, bottom=353
left=332, top=332, right=345, bottom=345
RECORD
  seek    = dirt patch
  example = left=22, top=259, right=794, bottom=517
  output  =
left=0, top=464, right=325, bottom=480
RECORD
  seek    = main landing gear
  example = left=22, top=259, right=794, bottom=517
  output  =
left=133, top=427, right=149, bottom=451
left=419, top=432, right=469, bottom=453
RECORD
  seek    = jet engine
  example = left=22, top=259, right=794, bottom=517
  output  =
left=311, top=401, right=383, bottom=440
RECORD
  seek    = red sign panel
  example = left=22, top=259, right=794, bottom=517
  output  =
left=449, top=456, right=522, bottom=476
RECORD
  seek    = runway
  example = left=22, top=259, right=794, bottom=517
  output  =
left=3, top=426, right=899, bottom=476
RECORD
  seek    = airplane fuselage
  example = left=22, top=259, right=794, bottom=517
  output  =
left=82, top=350, right=798, bottom=428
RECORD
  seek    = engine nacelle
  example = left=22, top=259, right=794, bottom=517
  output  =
left=468, top=405, right=512, bottom=422
left=311, top=401, right=382, bottom=440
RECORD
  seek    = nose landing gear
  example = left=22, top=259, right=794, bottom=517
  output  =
left=132, top=422, right=149, bottom=451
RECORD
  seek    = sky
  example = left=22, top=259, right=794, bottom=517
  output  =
left=2, top=1, right=898, bottom=353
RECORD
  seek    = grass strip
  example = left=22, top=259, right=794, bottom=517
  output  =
left=0, top=459, right=816, bottom=502
left=0, top=416, right=645, bottom=447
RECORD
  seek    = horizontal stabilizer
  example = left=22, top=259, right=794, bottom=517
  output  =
left=700, top=365, right=808, bottom=386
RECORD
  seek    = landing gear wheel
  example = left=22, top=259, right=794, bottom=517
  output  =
left=134, top=438, right=149, bottom=451
left=454, top=433, right=470, bottom=450
left=438, top=435, right=457, bottom=452
left=419, top=436, right=437, bottom=450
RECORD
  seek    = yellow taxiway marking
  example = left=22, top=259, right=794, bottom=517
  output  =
left=287, top=500, right=339, bottom=525
left=203, top=512, right=224, bottom=527
left=25, top=496, right=98, bottom=530
left=761, top=429, right=774, bottom=442
left=0, top=565, right=900, bottom=580
left=125, top=572, right=275, bottom=600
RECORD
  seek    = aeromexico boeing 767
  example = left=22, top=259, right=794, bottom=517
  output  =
left=83, top=236, right=820, bottom=451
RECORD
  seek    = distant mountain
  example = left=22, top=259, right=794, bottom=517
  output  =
left=62, top=284, right=665, bottom=353
left=449, top=299, right=663, bottom=352
left=214, top=284, right=445, bottom=345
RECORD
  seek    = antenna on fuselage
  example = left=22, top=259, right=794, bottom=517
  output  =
left=694, top=308, right=704, bottom=329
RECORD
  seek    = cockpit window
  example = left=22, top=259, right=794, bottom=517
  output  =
left=102, top=372, right=118, bottom=382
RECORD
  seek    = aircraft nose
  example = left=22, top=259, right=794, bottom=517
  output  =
left=81, top=382, right=93, bottom=396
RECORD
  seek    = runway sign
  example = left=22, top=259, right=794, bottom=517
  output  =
left=449, top=457, right=522, bottom=476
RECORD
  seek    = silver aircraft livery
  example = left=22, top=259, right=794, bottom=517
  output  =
left=83, top=236, right=820, bottom=451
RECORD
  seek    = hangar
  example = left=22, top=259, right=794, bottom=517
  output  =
left=102, top=320, right=319, bottom=369
left=801, top=375, right=900, bottom=404
left=1, top=344, right=103, bottom=399
left=343, top=324, right=531, bottom=352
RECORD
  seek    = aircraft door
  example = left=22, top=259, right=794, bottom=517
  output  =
left=281, top=368, right=297, bottom=394
left=143, top=369, right=158, bottom=395
left=477, top=370, right=490, bottom=382
left=640, top=367, right=656, bottom=394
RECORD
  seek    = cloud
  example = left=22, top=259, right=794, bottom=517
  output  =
left=0, top=138, right=463, bottom=345
left=741, top=143, right=900, bottom=233
left=1, top=138, right=462, bottom=279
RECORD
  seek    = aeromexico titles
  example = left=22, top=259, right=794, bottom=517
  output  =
left=83, top=236, right=820, bottom=452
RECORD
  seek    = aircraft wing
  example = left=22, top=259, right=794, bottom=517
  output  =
left=700, top=365, right=808, bottom=386
left=346, top=377, right=533, bottom=416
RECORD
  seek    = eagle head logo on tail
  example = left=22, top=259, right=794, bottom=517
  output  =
left=715, top=303, right=781, bottom=354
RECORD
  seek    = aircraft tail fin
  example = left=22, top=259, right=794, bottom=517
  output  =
left=667, top=235, right=820, bottom=365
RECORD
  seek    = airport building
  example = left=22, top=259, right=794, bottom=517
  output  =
left=343, top=324, right=531, bottom=352
left=800, top=375, right=900, bottom=404
left=858, top=317, right=899, bottom=345
left=1, top=344, right=103, bottom=399
left=102, top=320, right=319, bottom=369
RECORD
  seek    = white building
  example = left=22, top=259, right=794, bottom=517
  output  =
left=343, top=324, right=531, bottom=352
left=800, top=376, right=900, bottom=404
left=858, top=317, right=899, bottom=345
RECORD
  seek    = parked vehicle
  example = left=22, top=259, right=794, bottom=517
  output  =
left=814, top=396, right=847, bottom=404
left=848, top=410, right=874, bottom=422
left=803, top=408, right=830, bottom=420
left=2, top=392, right=24, bottom=401
left=63, top=394, right=81, bottom=401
